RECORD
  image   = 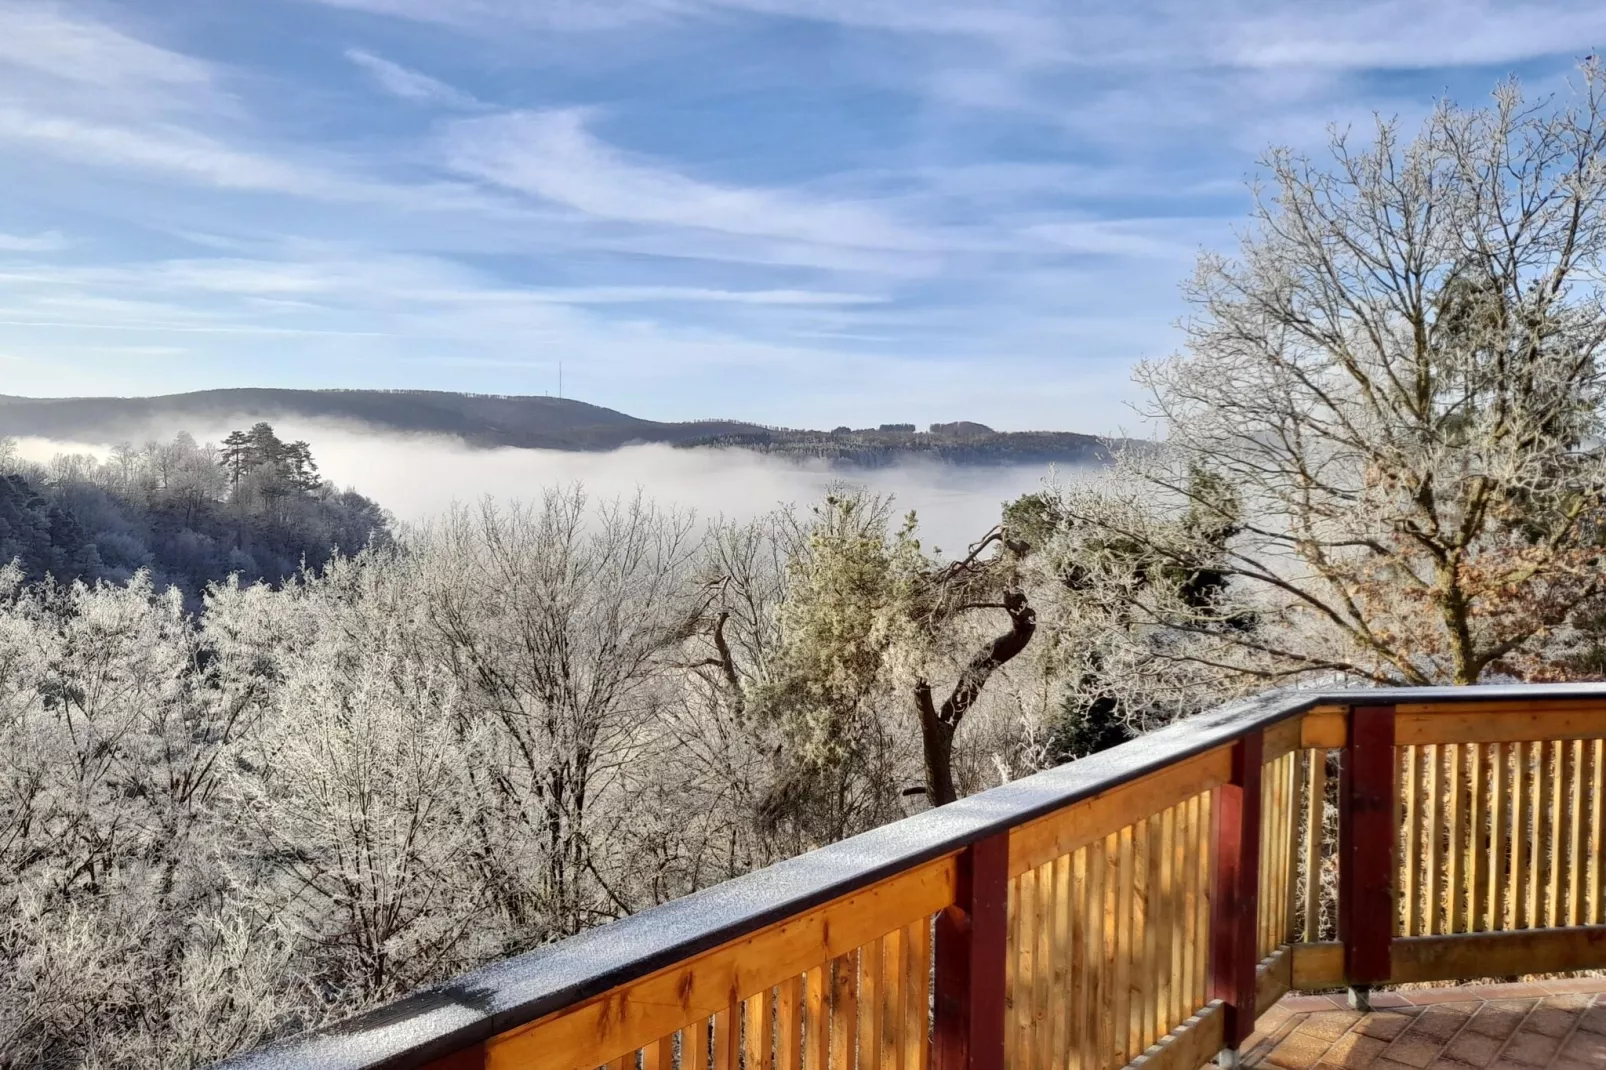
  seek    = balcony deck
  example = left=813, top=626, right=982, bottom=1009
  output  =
left=1245, top=981, right=1606, bottom=1069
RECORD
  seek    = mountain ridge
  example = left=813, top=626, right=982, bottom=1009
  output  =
left=0, top=388, right=1112, bottom=467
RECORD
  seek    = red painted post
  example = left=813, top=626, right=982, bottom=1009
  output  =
left=1340, top=704, right=1397, bottom=1005
left=933, top=831, right=1009, bottom=1070
left=1210, top=729, right=1264, bottom=1058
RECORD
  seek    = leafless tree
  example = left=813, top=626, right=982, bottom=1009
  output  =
left=1064, top=65, right=1606, bottom=685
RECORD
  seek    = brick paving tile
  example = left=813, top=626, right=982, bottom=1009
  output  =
left=1247, top=981, right=1605, bottom=1068
left=1323, top=1032, right=1392, bottom=1066
left=1520, top=1002, right=1578, bottom=1038
left=1439, top=1030, right=1505, bottom=1067
left=1496, top=1029, right=1563, bottom=1067
left=1385, top=1033, right=1451, bottom=1069
left=1357, top=1011, right=1424, bottom=1041
left=1463, top=1000, right=1538, bottom=1037
left=1558, top=1027, right=1606, bottom=1061
left=1266, top=1029, right=1336, bottom=1068
left=1573, top=1004, right=1606, bottom=1035
left=1408, top=1006, right=1477, bottom=1042
left=1299, top=1010, right=1366, bottom=1041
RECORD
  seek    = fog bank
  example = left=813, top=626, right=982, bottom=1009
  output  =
left=11, top=423, right=1075, bottom=555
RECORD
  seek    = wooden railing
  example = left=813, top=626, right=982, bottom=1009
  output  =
left=216, top=684, right=1606, bottom=1070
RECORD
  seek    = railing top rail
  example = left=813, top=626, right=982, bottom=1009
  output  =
left=216, top=682, right=1606, bottom=1070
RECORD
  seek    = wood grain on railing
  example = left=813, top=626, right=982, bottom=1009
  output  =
left=1006, top=787, right=1215, bottom=1069
left=478, top=856, right=955, bottom=1070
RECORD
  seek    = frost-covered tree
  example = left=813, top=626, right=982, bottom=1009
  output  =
left=1062, top=66, right=1606, bottom=686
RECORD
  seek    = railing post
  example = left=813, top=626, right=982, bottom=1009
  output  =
left=1210, top=729, right=1263, bottom=1067
left=1339, top=704, right=1396, bottom=1010
left=933, top=831, right=1009, bottom=1070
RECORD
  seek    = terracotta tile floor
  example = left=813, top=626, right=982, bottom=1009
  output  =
left=1243, top=979, right=1606, bottom=1069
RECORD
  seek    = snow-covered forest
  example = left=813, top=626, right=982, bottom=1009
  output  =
left=6, top=67, right=1606, bottom=1069
left=0, top=424, right=390, bottom=607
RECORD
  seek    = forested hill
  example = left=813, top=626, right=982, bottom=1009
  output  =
left=0, top=390, right=1114, bottom=465
left=0, top=389, right=758, bottom=451
left=675, top=425, right=1111, bottom=467
left=0, top=423, right=388, bottom=605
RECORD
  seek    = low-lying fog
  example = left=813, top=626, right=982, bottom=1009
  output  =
left=11, top=423, right=1073, bottom=556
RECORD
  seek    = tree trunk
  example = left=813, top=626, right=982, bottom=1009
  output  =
left=914, top=590, right=1036, bottom=806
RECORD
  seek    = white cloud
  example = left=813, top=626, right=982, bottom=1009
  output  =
left=1024, top=218, right=1227, bottom=261
left=0, top=230, right=68, bottom=252
left=1216, top=3, right=1606, bottom=71
left=345, top=48, right=479, bottom=108
left=441, top=108, right=946, bottom=253
left=0, top=2, right=210, bottom=89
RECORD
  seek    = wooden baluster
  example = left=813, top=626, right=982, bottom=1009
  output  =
left=1512, top=742, right=1529, bottom=930
left=1014, top=869, right=1034, bottom=1070
left=932, top=833, right=1007, bottom=1070
left=1093, top=833, right=1115, bottom=1070
left=882, top=928, right=905, bottom=1070
left=829, top=953, right=858, bottom=1070
left=715, top=1004, right=740, bottom=1070
left=804, top=966, right=827, bottom=1070
left=1114, top=824, right=1136, bottom=1064
left=1049, top=853, right=1071, bottom=1070
left=904, top=920, right=929, bottom=1070
left=645, top=1034, right=677, bottom=1070
left=1470, top=743, right=1488, bottom=933
left=1402, top=746, right=1421, bottom=937
left=689, top=1017, right=712, bottom=1070
left=861, top=937, right=884, bottom=1070
left=1528, top=742, right=1545, bottom=928
left=1035, top=862, right=1054, bottom=1070
left=1339, top=705, right=1396, bottom=1009
left=1426, top=743, right=1443, bottom=936
left=1182, top=795, right=1200, bottom=1016
left=1210, top=730, right=1264, bottom=1062
left=1163, top=803, right=1182, bottom=1033
left=1069, top=847, right=1089, bottom=1070
left=1489, top=742, right=1508, bottom=932
left=1593, top=739, right=1605, bottom=925
left=1547, top=741, right=1564, bottom=928
left=1447, top=743, right=1466, bottom=934
left=745, top=990, right=774, bottom=1070
left=1568, top=740, right=1585, bottom=927
left=778, top=977, right=802, bottom=1070
left=1136, top=813, right=1156, bottom=1053
left=1197, top=792, right=1213, bottom=1015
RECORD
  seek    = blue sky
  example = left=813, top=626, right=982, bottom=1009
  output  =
left=0, top=1, right=1599, bottom=433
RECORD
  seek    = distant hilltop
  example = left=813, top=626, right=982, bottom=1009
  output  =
left=0, top=389, right=1115, bottom=467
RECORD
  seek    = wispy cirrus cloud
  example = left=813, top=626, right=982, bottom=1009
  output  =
left=345, top=48, right=479, bottom=108
left=0, top=230, right=69, bottom=252
left=441, top=108, right=947, bottom=254
left=0, top=2, right=210, bottom=89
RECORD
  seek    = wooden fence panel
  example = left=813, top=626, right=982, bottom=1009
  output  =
left=1004, top=791, right=1215, bottom=1070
